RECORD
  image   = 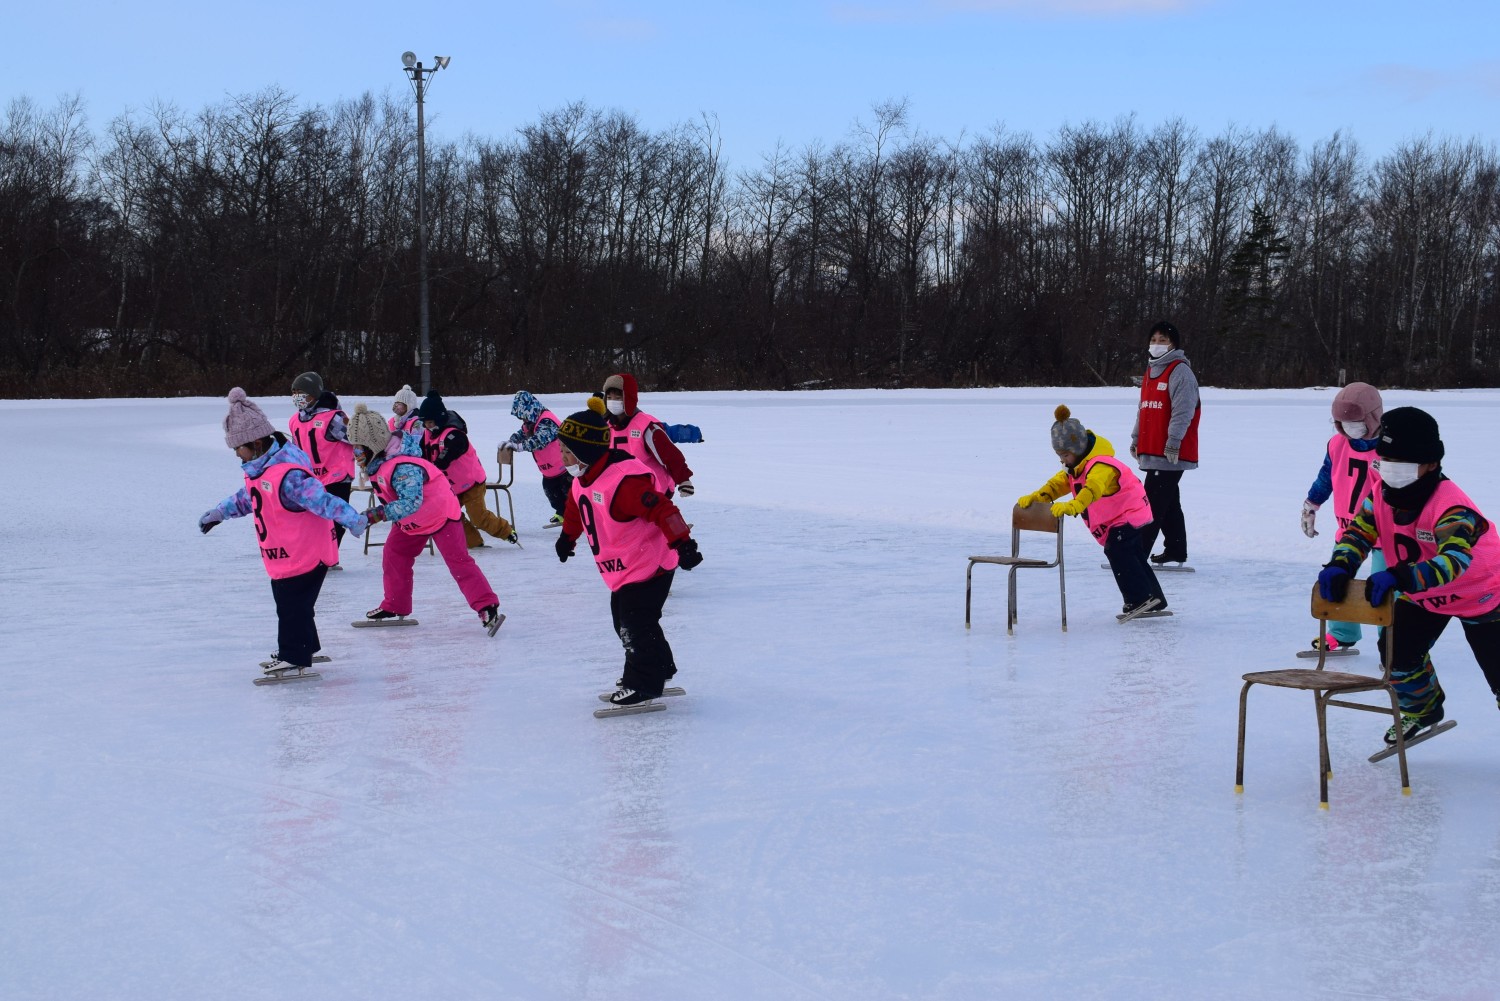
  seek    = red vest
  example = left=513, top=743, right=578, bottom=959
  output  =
left=245, top=463, right=338, bottom=579
left=1136, top=360, right=1200, bottom=462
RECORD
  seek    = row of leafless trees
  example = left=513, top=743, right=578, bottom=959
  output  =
left=2, top=90, right=1497, bottom=397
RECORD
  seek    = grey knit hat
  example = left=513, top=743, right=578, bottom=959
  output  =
left=392, top=384, right=421, bottom=413
left=223, top=387, right=277, bottom=448
left=291, top=371, right=324, bottom=396
left=348, top=402, right=394, bottom=456
left=1049, top=404, right=1090, bottom=456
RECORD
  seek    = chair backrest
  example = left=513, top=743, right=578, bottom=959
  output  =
left=1310, top=582, right=1394, bottom=628
left=1309, top=582, right=1395, bottom=678
left=495, top=446, right=514, bottom=468
left=1012, top=502, right=1061, bottom=535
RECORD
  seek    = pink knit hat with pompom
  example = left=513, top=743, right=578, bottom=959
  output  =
left=223, top=387, right=277, bottom=448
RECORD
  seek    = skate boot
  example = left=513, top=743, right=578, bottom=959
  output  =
left=366, top=607, right=403, bottom=621
left=262, top=656, right=306, bottom=676
left=608, top=687, right=657, bottom=707
left=478, top=605, right=505, bottom=637
left=547, top=513, right=564, bottom=527
left=1311, top=634, right=1355, bottom=652
left=1385, top=706, right=1444, bottom=745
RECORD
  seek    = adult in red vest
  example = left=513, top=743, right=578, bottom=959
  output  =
left=1130, top=320, right=1201, bottom=567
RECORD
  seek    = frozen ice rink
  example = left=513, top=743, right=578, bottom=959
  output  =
left=3, top=386, right=1499, bottom=1000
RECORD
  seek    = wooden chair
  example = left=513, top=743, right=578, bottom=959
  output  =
left=966, top=503, right=1067, bottom=636
left=354, top=484, right=433, bottom=556
left=487, top=446, right=517, bottom=528
left=1236, top=583, right=1406, bottom=808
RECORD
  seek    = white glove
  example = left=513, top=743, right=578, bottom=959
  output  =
left=1129, top=442, right=1138, bottom=460
left=1164, top=443, right=1180, bottom=464
left=1300, top=500, right=1319, bottom=539
left=498, top=440, right=516, bottom=451
left=677, top=481, right=695, bottom=497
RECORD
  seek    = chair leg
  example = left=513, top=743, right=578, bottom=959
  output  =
left=1315, top=693, right=1331, bottom=809
left=1006, top=567, right=1018, bottom=635
left=965, top=561, right=975, bottom=628
left=1388, top=687, right=1411, bottom=794
left=1058, top=567, right=1067, bottom=633
left=1235, top=681, right=1253, bottom=791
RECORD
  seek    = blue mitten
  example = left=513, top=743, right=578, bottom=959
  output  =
left=1366, top=570, right=1400, bottom=606
left=1317, top=565, right=1351, bottom=601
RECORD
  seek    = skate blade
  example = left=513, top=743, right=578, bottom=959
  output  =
left=486, top=613, right=506, bottom=637
left=351, top=618, right=419, bottom=628
left=543, top=522, right=563, bottom=530
left=253, top=671, right=322, bottom=686
left=1368, top=720, right=1457, bottom=762
left=258, top=655, right=332, bottom=668
left=594, top=701, right=668, bottom=718
left=598, top=687, right=685, bottom=703
left=1295, top=647, right=1360, bottom=659
left=1116, top=599, right=1168, bottom=622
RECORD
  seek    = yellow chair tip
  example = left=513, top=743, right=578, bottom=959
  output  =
left=1402, top=786, right=1412, bottom=796
left=1319, top=802, right=1329, bottom=810
left=1234, top=785, right=1243, bottom=793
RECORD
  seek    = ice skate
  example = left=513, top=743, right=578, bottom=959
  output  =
left=1148, top=552, right=1196, bottom=573
left=352, top=607, right=419, bottom=628
left=479, top=605, right=505, bottom=637
left=1117, top=598, right=1172, bottom=622
left=545, top=513, right=564, bottom=529
left=1296, top=634, right=1360, bottom=659
left=1369, top=709, right=1457, bottom=762
left=1385, top=707, right=1443, bottom=746
left=253, top=657, right=322, bottom=686
left=594, top=687, right=668, bottom=718
left=259, top=653, right=331, bottom=668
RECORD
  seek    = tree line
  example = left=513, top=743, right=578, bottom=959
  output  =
left=2, top=90, right=1496, bottom=397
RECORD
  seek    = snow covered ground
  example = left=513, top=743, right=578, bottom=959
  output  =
left=3, top=385, right=1500, bottom=1001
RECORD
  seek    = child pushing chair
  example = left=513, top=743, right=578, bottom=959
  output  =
left=1017, top=405, right=1168, bottom=621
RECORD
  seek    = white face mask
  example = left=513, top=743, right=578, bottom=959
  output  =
left=606, top=399, right=626, bottom=416
left=1341, top=420, right=1369, bottom=440
left=292, top=393, right=311, bottom=411
left=1148, top=343, right=1171, bottom=359
left=1381, top=461, right=1421, bottom=489
left=565, top=462, right=587, bottom=478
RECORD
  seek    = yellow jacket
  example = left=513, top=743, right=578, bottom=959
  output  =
left=1018, top=432, right=1122, bottom=517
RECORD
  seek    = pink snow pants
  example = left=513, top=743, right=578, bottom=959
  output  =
left=379, top=518, right=498, bottom=616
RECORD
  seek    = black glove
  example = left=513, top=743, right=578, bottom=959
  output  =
left=673, top=537, right=703, bottom=571
left=198, top=511, right=222, bottom=534
left=556, top=533, right=576, bottom=563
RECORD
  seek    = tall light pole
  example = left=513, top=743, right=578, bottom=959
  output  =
left=402, top=51, right=450, bottom=395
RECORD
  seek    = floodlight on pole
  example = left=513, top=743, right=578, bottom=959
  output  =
left=401, top=52, right=450, bottom=395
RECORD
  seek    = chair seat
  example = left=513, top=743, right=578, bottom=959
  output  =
left=1241, top=668, right=1386, bottom=691
left=969, top=555, right=1051, bottom=567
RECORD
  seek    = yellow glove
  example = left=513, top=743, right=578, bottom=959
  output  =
left=1050, top=498, right=1085, bottom=518
left=1016, top=493, right=1040, bottom=509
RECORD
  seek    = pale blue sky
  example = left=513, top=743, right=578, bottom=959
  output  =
left=13, top=0, right=1499, bottom=167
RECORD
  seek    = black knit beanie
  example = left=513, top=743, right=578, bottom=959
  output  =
left=1149, top=320, right=1180, bottom=348
left=415, top=390, right=447, bottom=422
left=1377, top=407, right=1444, bottom=463
left=558, top=409, right=612, bottom=465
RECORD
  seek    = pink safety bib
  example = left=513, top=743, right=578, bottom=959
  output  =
left=371, top=456, right=462, bottom=536
left=425, top=426, right=487, bottom=494
left=246, top=462, right=338, bottom=579
left=610, top=410, right=673, bottom=493
left=570, top=458, right=678, bottom=590
left=530, top=409, right=565, bottom=478
left=1326, top=434, right=1380, bottom=529
left=1375, top=479, right=1500, bottom=617
left=288, top=411, right=355, bottom=485
left=1067, top=455, right=1154, bottom=546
